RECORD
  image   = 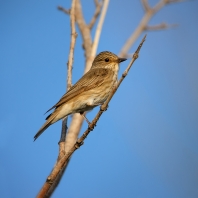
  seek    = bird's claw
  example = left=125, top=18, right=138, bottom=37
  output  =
left=88, top=122, right=96, bottom=130
left=100, top=104, right=108, bottom=112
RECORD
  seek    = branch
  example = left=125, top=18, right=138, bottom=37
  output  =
left=64, top=0, right=110, bottom=158
left=45, top=117, right=69, bottom=197
left=119, top=0, right=185, bottom=57
left=165, top=0, right=190, bottom=4
left=65, top=0, right=110, bottom=166
left=75, top=0, right=93, bottom=62
left=144, top=22, right=178, bottom=31
left=54, top=1, right=100, bottom=179
left=88, top=0, right=103, bottom=29
left=37, top=1, right=77, bottom=197
left=57, top=6, right=70, bottom=14
left=47, top=1, right=109, bottom=192
left=58, top=117, right=68, bottom=159
left=36, top=35, right=146, bottom=197
left=59, top=0, right=77, bottom=157
left=141, top=0, right=151, bottom=12
left=67, top=1, right=77, bottom=90
left=88, top=0, right=109, bottom=70
left=63, top=0, right=93, bottom=160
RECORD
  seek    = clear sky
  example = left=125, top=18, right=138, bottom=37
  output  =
left=1, top=0, right=198, bottom=197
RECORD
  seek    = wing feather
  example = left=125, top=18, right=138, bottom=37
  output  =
left=45, top=68, right=113, bottom=113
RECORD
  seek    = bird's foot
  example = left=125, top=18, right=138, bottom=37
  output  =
left=88, top=122, right=97, bottom=131
left=100, top=104, right=109, bottom=112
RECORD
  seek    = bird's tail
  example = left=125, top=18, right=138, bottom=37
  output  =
left=34, top=112, right=57, bottom=141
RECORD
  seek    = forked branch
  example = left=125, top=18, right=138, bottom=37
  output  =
left=141, top=0, right=151, bottom=12
left=119, top=0, right=187, bottom=57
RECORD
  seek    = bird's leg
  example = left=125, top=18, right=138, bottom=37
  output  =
left=80, top=112, right=91, bottom=125
left=80, top=111, right=92, bottom=126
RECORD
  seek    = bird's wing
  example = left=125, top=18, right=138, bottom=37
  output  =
left=45, top=68, right=114, bottom=113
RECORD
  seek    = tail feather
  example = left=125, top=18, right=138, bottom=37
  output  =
left=34, top=112, right=57, bottom=141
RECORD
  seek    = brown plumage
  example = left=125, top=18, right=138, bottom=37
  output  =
left=34, top=51, right=126, bottom=140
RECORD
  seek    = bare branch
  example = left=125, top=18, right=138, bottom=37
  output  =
left=59, top=0, right=77, bottom=154
left=57, top=6, right=70, bottom=14
left=65, top=0, right=110, bottom=152
left=67, top=1, right=77, bottom=90
left=124, top=53, right=135, bottom=59
left=87, top=0, right=110, bottom=71
left=64, top=114, right=83, bottom=150
left=37, top=1, right=77, bottom=197
left=145, top=23, right=178, bottom=31
left=141, top=0, right=151, bottom=12
left=36, top=36, right=146, bottom=197
left=88, top=0, right=103, bottom=29
left=57, top=0, right=108, bottom=154
left=165, top=0, right=190, bottom=4
left=65, top=0, right=110, bottom=157
left=44, top=117, right=68, bottom=197
left=75, top=0, right=92, bottom=62
left=119, top=0, right=185, bottom=57
left=63, top=0, right=93, bottom=157
left=59, top=117, right=68, bottom=156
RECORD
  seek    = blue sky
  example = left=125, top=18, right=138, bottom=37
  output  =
left=1, top=0, right=198, bottom=197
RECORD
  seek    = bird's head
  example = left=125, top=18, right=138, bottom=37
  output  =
left=91, top=51, right=127, bottom=70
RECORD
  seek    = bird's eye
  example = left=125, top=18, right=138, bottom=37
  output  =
left=105, top=58, right=109, bottom=62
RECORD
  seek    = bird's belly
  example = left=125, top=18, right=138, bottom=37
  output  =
left=56, top=78, right=116, bottom=118
left=71, top=94, right=102, bottom=113
left=72, top=83, right=114, bottom=113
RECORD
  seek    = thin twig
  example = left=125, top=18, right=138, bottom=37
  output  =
left=58, top=0, right=77, bottom=149
left=59, top=0, right=77, bottom=150
left=88, top=0, right=109, bottom=71
left=36, top=36, right=146, bottom=197
left=37, top=1, right=77, bottom=197
left=88, top=0, right=103, bottom=29
left=57, top=0, right=108, bottom=71
left=144, top=23, right=178, bottom=31
left=59, top=0, right=77, bottom=152
left=67, top=0, right=77, bottom=90
left=75, top=0, right=93, bottom=62
left=165, top=0, right=189, bottom=4
left=57, top=6, right=70, bottom=14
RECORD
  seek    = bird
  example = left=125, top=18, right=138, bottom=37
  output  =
left=34, top=51, right=127, bottom=140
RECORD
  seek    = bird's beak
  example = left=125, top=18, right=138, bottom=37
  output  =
left=118, top=57, right=127, bottom=63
